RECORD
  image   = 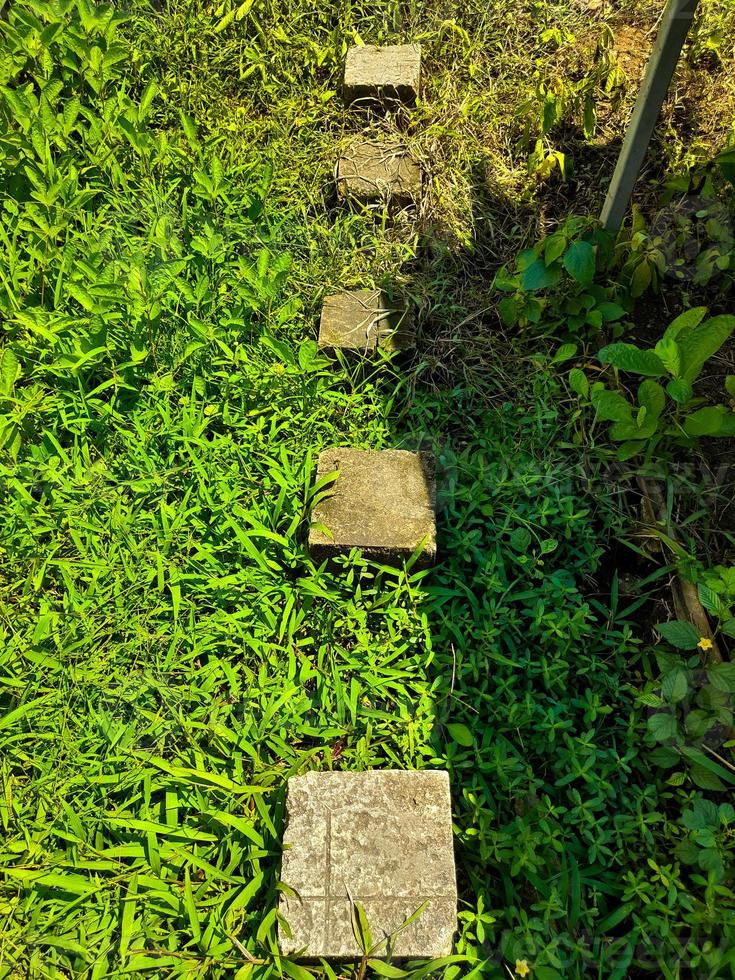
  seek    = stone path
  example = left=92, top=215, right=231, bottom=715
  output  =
left=343, top=43, right=421, bottom=108
left=318, top=289, right=413, bottom=352
left=336, top=139, right=421, bottom=206
left=279, top=771, right=456, bottom=959
left=309, top=448, right=435, bottom=568
left=279, top=44, right=457, bottom=963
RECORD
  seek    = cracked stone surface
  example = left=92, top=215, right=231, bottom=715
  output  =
left=343, top=43, right=421, bottom=107
left=318, top=289, right=414, bottom=352
left=279, top=770, right=457, bottom=960
left=308, top=448, right=436, bottom=567
left=336, top=140, right=421, bottom=205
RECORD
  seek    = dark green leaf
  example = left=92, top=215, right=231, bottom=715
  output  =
left=568, top=367, right=588, bottom=398
left=597, top=302, right=625, bottom=322
left=663, top=306, right=708, bottom=341
left=666, top=378, right=692, bottom=404
left=647, top=712, right=678, bottom=741
left=683, top=406, right=731, bottom=437
left=552, top=343, right=577, bottom=365
left=678, top=315, right=735, bottom=384
left=708, top=663, right=735, bottom=693
left=544, top=233, right=567, bottom=266
left=598, top=344, right=666, bottom=377
left=716, top=148, right=735, bottom=187
left=447, top=723, right=474, bottom=747
left=521, top=259, right=561, bottom=292
left=591, top=388, right=633, bottom=423
left=563, top=241, right=596, bottom=286
left=637, top=380, right=665, bottom=420
left=655, top=621, right=700, bottom=650
left=661, top=668, right=688, bottom=704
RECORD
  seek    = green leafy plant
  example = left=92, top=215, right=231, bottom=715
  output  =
left=576, top=308, right=735, bottom=459
left=519, top=26, right=625, bottom=179
left=698, top=565, right=735, bottom=638
left=657, top=195, right=733, bottom=288
left=644, top=619, right=735, bottom=792
left=615, top=206, right=675, bottom=298
left=616, top=153, right=735, bottom=299
left=677, top=796, right=735, bottom=883
left=526, top=137, right=568, bottom=182
left=717, top=145, right=735, bottom=189
left=493, top=219, right=627, bottom=339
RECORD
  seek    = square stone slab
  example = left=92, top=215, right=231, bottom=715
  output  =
left=336, top=140, right=421, bottom=206
left=318, top=289, right=414, bottom=352
left=279, top=770, right=457, bottom=960
left=343, top=43, right=421, bottom=108
left=309, top=448, right=436, bottom=567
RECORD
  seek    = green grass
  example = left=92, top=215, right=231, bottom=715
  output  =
left=1, top=1, right=734, bottom=977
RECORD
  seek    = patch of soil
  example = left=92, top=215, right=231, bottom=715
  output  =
left=614, top=23, right=651, bottom=84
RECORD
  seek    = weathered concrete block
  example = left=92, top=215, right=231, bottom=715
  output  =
left=336, top=140, right=421, bottom=206
left=279, top=770, right=457, bottom=960
left=318, top=289, right=413, bottom=352
left=343, top=43, right=421, bottom=108
left=309, top=448, right=436, bottom=567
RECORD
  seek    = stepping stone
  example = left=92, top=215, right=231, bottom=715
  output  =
left=336, top=140, right=421, bottom=206
left=318, top=289, right=413, bottom=352
left=309, top=448, right=436, bottom=567
left=279, top=770, right=457, bottom=959
left=343, top=43, right=422, bottom=108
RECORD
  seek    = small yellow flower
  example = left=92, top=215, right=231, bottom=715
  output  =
left=698, top=636, right=714, bottom=651
left=515, top=961, right=531, bottom=978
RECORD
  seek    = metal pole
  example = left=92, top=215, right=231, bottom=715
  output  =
left=600, top=0, right=700, bottom=233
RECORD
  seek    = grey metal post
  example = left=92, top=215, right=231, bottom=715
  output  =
left=600, top=0, right=700, bottom=233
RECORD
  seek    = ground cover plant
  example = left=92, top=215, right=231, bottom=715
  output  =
left=1, top=0, right=735, bottom=977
